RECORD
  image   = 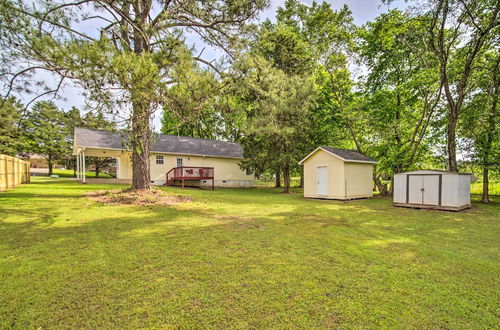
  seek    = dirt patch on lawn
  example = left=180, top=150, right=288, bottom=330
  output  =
left=85, top=188, right=191, bottom=206
left=211, top=214, right=263, bottom=229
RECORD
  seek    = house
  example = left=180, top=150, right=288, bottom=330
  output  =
left=26, top=154, right=62, bottom=169
left=298, top=146, right=377, bottom=200
left=72, top=128, right=254, bottom=188
left=393, top=170, right=471, bottom=211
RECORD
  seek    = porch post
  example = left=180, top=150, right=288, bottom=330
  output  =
left=76, top=151, right=80, bottom=180
left=80, top=152, right=83, bottom=180
left=79, top=152, right=82, bottom=180
left=82, top=149, right=86, bottom=183
left=115, top=157, right=120, bottom=179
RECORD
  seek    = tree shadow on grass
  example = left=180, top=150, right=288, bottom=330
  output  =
left=1, top=180, right=499, bottom=328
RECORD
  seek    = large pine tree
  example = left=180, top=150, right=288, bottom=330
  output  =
left=0, top=97, right=24, bottom=156
left=1, top=0, right=267, bottom=189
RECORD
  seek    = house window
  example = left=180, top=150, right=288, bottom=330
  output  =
left=176, top=158, right=183, bottom=167
left=156, top=155, right=164, bottom=165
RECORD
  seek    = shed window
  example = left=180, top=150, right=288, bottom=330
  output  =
left=155, top=155, right=164, bottom=165
left=176, top=158, right=183, bottom=167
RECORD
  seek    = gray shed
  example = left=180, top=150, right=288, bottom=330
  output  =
left=393, top=170, right=471, bottom=211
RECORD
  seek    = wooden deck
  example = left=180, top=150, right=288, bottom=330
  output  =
left=166, top=167, right=215, bottom=190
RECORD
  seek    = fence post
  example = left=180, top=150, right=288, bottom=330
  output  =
left=0, top=155, right=5, bottom=190
left=5, top=157, right=9, bottom=189
left=15, top=158, right=19, bottom=186
left=27, top=161, right=31, bottom=183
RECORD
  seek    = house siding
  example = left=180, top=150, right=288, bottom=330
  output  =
left=344, top=162, right=373, bottom=199
left=118, top=152, right=132, bottom=180
left=139, top=152, right=253, bottom=187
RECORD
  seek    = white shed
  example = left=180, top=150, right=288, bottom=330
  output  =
left=393, top=170, right=471, bottom=211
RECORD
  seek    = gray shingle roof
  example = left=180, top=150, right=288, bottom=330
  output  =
left=74, top=127, right=244, bottom=159
left=321, top=146, right=377, bottom=163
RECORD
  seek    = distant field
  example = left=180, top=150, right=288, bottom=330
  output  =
left=470, top=181, right=500, bottom=195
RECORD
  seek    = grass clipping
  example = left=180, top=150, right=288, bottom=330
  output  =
left=86, top=187, right=191, bottom=206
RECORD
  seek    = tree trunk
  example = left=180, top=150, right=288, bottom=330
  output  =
left=283, top=165, right=291, bottom=193
left=447, top=110, right=458, bottom=172
left=129, top=4, right=152, bottom=190
left=95, top=165, right=100, bottom=178
left=131, top=102, right=151, bottom=190
left=73, top=164, right=76, bottom=178
left=275, top=168, right=281, bottom=188
left=481, top=55, right=499, bottom=203
left=481, top=168, right=490, bottom=203
left=300, top=167, right=304, bottom=188
left=374, top=174, right=388, bottom=196
left=48, top=159, right=53, bottom=176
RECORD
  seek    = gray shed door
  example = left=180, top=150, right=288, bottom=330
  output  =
left=408, top=175, right=440, bottom=205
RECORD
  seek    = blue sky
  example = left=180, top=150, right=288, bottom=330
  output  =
left=19, top=0, right=408, bottom=131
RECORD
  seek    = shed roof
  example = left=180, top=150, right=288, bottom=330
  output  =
left=74, top=127, right=244, bottom=159
left=298, top=146, right=377, bottom=165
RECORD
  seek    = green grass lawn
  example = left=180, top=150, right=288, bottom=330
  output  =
left=52, top=168, right=114, bottom=178
left=1, top=178, right=499, bottom=328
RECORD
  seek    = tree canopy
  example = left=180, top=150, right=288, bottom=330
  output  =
left=0, top=0, right=498, bottom=200
left=1, top=0, right=268, bottom=189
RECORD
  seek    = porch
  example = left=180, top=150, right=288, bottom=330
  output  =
left=166, top=167, right=215, bottom=190
left=73, top=147, right=124, bottom=184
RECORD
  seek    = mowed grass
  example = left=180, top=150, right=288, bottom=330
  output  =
left=52, top=169, right=113, bottom=178
left=0, top=178, right=499, bottom=328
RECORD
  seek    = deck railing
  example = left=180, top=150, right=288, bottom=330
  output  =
left=166, top=167, right=214, bottom=190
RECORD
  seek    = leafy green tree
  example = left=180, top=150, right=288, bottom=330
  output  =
left=0, top=97, right=25, bottom=156
left=234, top=55, right=316, bottom=193
left=273, top=0, right=356, bottom=186
left=23, top=101, right=70, bottom=175
left=355, top=10, right=442, bottom=192
left=236, top=0, right=355, bottom=188
left=275, top=0, right=354, bottom=63
left=1, top=0, right=267, bottom=190
left=418, top=0, right=499, bottom=171
left=252, top=22, right=315, bottom=187
left=160, top=64, right=230, bottom=140
left=461, top=51, right=499, bottom=203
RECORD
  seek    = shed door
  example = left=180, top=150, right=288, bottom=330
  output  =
left=422, top=175, right=440, bottom=205
left=316, top=166, right=328, bottom=195
left=408, top=175, right=440, bottom=205
left=408, top=175, right=423, bottom=204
